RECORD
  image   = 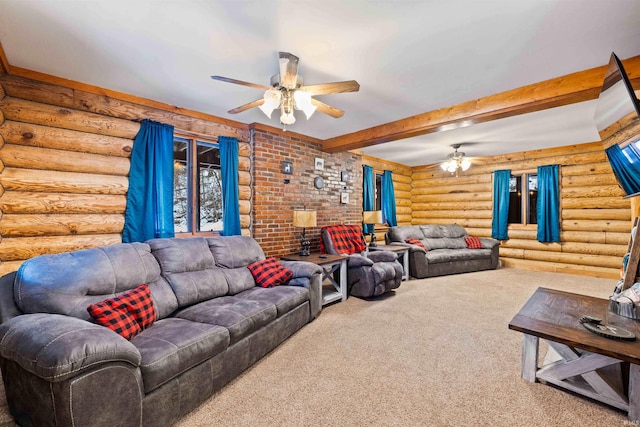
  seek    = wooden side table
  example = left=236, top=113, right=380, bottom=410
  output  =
left=367, top=244, right=410, bottom=280
left=280, top=253, right=348, bottom=306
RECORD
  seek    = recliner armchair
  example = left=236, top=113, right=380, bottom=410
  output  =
left=320, top=224, right=402, bottom=298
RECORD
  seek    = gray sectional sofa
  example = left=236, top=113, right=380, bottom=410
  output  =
left=385, top=224, right=500, bottom=279
left=0, top=235, right=322, bottom=427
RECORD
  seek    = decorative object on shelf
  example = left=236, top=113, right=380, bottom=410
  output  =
left=362, top=210, right=383, bottom=247
left=211, top=52, right=359, bottom=129
left=341, top=171, right=351, bottom=182
left=315, top=157, right=324, bottom=170
left=440, top=144, right=471, bottom=177
left=282, top=161, right=293, bottom=174
left=340, top=192, right=349, bottom=204
left=314, top=176, right=324, bottom=189
left=292, top=208, right=317, bottom=256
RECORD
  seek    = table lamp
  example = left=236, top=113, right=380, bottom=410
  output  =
left=362, top=210, right=383, bottom=247
left=292, top=208, right=317, bottom=256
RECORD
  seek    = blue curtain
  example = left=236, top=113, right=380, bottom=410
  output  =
left=363, top=165, right=375, bottom=234
left=122, top=119, right=175, bottom=243
left=491, top=169, right=511, bottom=240
left=605, top=143, right=640, bottom=197
left=381, top=170, right=397, bottom=226
left=537, top=164, right=560, bottom=242
left=219, top=136, right=241, bottom=236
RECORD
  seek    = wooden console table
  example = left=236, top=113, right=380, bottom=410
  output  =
left=509, top=287, right=640, bottom=422
left=280, top=253, right=348, bottom=306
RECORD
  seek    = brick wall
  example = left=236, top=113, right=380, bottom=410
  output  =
left=252, top=127, right=362, bottom=257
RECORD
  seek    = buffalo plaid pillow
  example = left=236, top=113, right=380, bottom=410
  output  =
left=87, top=284, right=157, bottom=340
left=465, top=236, right=483, bottom=249
left=320, top=224, right=367, bottom=255
left=405, top=238, right=427, bottom=251
left=248, top=258, right=294, bottom=288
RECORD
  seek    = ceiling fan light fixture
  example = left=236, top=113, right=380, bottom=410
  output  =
left=258, top=88, right=282, bottom=118
left=280, top=109, right=296, bottom=125
left=441, top=144, right=471, bottom=175
left=293, top=90, right=317, bottom=119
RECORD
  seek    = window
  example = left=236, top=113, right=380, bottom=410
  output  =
left=508, top=173, right=537, bottom=225
left=173, top=136, right=223, bottom=234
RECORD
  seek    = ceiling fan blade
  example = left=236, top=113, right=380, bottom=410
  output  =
left=310, top=98, right=344, bottom=118
left=300, top=80, right=360, bottom=95
left=211, top=76, right=271, bottom=91
left=279, top=52, right=299, bottom=89
left=228, top=98, right=265, bottom=114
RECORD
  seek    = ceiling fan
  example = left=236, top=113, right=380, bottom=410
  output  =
left=211, top=52, right=359, bottom=128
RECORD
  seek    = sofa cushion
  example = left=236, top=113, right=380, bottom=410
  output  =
left=87, top=284, right=156, bottom=340
left=207, top=236, right=266, bottom=268
left=132, top=318, right=229, bottom=393
left=465, top=236, right=483, bottom=249
left=15, top=243, right=177, bottom=321
left=423, top=237, right=468, bottom=250
left=419, top=224, right=444, bottom=238
left=148, top=237, right=229, bottom=307
left=248, top=258, right=294, bottom=288
left=425, top=248, right=493, bottom=264
left=174, top=296, right=277, bottom=344
left=441, top=224, right=467, bottom=238
left=387, top=225, right=424, bottom=242
left=235, top=286, right=308, bottom=317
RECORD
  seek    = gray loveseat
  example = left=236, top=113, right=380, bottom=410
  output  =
left=0, top=235, right=322, bottom=427
left=385, top=224, right=500, bottom=279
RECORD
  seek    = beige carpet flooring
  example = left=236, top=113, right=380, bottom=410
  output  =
left=0, top=268, right=632, bottom=426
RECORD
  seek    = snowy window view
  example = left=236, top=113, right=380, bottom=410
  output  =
left=173, top=137, right=223, bottom=233
left=508, top=173, right=537, bottom=225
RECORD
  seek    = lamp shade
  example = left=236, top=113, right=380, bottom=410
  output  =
left=363, top=210, right=383, bottom=225
left=293, top=209, right=317, bottom=228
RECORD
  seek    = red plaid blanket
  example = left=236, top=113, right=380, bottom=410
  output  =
left=321, top=224, right=367, bottom=255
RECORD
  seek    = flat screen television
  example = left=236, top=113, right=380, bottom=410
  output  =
left=594, top=52, right=640, bottom=133
left=595, top=53, right=640, bottom=198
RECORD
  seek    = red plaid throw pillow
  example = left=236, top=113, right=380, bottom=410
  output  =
left=405, top=238, right=427, bottom=251
left=87, top=284, right=157, bottom=340
left=248, top=258, right=294, bottom=288
left=465, top=236, right=483, bottom=249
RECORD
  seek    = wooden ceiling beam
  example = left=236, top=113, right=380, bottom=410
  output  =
left=0, top=41, right=9, bottom=76
left=322, top=55, right=640, bottom=153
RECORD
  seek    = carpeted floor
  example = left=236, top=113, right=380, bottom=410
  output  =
left=0, top=268, right=633, bottom=426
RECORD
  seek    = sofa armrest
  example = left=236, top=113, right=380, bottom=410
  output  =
left=367, top=251, right=398, bottom=263
left=480, top=238, right=500, bottom=250
left=0, top=313, right=141, bottom=382
left=280, top=261, right=323, bottom=320
left=348, top=254, right=375, bottom=268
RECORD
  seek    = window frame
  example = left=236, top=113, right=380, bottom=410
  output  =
left=173, top=134, right=223, bottom=237
left=507, top=171, right=538, bottom=227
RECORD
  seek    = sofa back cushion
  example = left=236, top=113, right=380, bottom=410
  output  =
left=386, top=225, right=424, bottom=243
left=423, top=237, right=468, bottom=250
left=149, top=237, right=229, bottom=307
left=207, top=236, right=266, bottom=294
left=441, top=224, right=468, bottom=238
left=15, top=243, right=178, bottom=321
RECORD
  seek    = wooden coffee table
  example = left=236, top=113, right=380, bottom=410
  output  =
left=280, top=253, right=348, bottom=306
left=509, top=287, right=640, bottom=422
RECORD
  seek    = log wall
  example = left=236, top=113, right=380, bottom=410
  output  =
left=0, top=75, right=251, bottom=276
left=360, top=154, right=412, bottom=244
left=411, top=141, right=630, bottom=279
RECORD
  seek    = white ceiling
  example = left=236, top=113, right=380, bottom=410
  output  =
left=0, top=0, right=639, bottom=166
